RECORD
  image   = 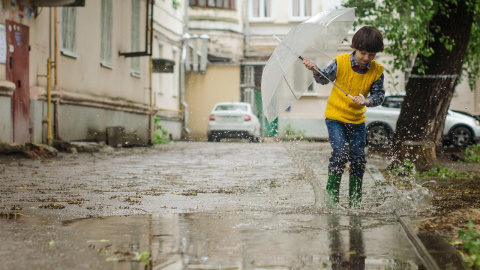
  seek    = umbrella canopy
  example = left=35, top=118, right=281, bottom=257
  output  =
left=261, top=8, right=356, bottom=122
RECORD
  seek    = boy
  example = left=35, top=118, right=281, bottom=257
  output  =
left=303, top=26, right=385, bottom=208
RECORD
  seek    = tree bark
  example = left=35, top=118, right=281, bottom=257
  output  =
left=389, top=0, right=473, bottom=171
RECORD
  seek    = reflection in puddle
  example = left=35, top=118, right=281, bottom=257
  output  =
left=66, top=213, right=422, bottom=269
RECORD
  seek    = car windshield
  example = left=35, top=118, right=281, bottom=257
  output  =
left=215, top=104, right=248, bottom=112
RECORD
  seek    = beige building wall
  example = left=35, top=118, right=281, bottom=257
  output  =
left=450, top=78, right=480, bottom=115
left=52, top=2, right=149, bottom=104
left=1, top=0, right=155, bottom=145
left=185, top=65, right=241, bottom=140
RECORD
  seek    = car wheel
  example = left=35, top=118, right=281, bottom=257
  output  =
left=366, top=124, right=391, bottom=146
left=450, top=126, right=472, bottom=148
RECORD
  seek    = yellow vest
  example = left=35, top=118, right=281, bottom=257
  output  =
left=324, top=53, right=384, bottom=124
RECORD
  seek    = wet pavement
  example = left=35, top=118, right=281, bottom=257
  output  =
left=0, top=141, right=461, bottom=269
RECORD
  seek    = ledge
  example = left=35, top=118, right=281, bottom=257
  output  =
left=0, top=80, right=15, bottom=97
left=35, top=90, right=153, bottom=115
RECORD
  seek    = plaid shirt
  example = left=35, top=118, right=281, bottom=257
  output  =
left=313, top=51, right=385, bottom=107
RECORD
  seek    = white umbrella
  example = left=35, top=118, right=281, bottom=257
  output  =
left=261, top=8, right=357, bottom=122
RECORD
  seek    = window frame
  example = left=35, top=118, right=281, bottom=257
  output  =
left=290, top=0, right=312, bottom=21
left=61, top=7, right=77, bottom=58
left=189, top=0, right=236, bottom=10
left=249, top=0, right=272, bottom=22
left=157, top=42, right=164, bottom=95
left=130, top=0, right=141, bottom=77
left=100, top=0, right=113, bottom=68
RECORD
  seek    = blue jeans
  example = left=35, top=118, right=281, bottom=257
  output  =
left=325, top=118, right=366, bottom=177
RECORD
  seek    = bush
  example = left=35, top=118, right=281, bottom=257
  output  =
left=458, top=220, right=480, bottom=269
left=154, top=118, right=169, bottom=145
left=465, top=144, right=480, bottom=163
left=284, top=124, right=305, bottom=141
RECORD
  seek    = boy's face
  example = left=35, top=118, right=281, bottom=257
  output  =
left=354, top=50, right=377, bottom=65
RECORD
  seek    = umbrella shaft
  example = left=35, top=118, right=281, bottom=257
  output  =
left=313, top=66, right=353, bottom=99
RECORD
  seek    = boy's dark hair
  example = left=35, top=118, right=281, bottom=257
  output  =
left=350, top=26, right=384, bottom=53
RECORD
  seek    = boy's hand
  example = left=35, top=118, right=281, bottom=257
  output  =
left=303, top=58, right=318, bottom=73
left=352, top=95, right=369, bottom=106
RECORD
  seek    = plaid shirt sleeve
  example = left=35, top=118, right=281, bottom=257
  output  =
left=313, top=60, right=337, bottom=84
left=366, top=74, right=385, bottom=107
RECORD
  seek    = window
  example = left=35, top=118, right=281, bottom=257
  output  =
left=61, top=7, right=77, bottom=57
left=244, top=66, right=254, bottom=86
left=101, top=0, right=113, bottom=67
left=131, top=0, right=140, bottom=76
left=243, top=88, right=254, bottom=105
left=189, top=0, right=236, bottom=9
left=157, top=42, right=164, bottom=94
left=251, top=0, right=271, bottom=20
left=292, top=0, right=312, bottom=19
left=172, top=46, right=178, bottom=98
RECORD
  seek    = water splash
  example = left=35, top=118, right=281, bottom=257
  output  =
left=282, top=140, right=433, bottom=215
left=282, top=141, right=326, bottom=209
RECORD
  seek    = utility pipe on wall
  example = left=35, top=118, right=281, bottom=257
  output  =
left=148, top=57, right=154, bottom=145
left=180, top=3, right=190, bottom=135
left=46, top=58, right=53, bottom=145
left=53, top=7, right=59, bottom=140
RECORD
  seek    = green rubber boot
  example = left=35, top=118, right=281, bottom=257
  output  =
left=326, top=171, right=342, bottom=209
left=349, top=175, right=363, bottom=208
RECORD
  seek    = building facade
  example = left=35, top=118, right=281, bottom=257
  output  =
left=0, top=0, right=478, bottom=146
left=0, top=0, right=184, bottom=146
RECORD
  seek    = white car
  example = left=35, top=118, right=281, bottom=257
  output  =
left=365, top=95, right=480, bottom=147
left=207, top=102, right=261, bottom=142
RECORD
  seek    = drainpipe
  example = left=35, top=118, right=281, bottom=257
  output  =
left=46, top=58, right=53, bottom=145
left=53, top=7, right=59, bottom=140
left=149, top=57, right=154, bottom=145
left=244, top=0, right=250, bottom=58
left=180, top=3, right=190, bottom=135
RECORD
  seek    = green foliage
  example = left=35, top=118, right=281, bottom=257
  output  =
left=465, top=144, right=480, bottom=163
left=458, top=221, right=480, bottom=269
left=343, top=0, right=480, bottom=90
left=419, top=164, right=467, bottom=180
left=172, top=0, right=181, bottom=8
left=154, top=117, right=169, bottom=145
left=136, top=251, right=150, bottom=266
left=389, top=159, right=415, bottom=177
left=284, top=124, right=305, bottom=141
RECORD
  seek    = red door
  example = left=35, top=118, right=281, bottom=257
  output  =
left=6, top=20, right=30, bottom=143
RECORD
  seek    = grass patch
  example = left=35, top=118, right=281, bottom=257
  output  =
left=465, top=144, right=480, bottom=163
left=458, top=221, right=480, bottom=269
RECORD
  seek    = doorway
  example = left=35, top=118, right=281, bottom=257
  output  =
left=6, top=20, right=30, bottom=143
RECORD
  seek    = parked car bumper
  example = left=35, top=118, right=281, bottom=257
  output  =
left=207, top=123, right=256, bottom=138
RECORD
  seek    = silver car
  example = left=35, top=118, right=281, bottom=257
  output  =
left=207, top=102, right=261, bottom=142
left=365, top=95, right=480, bottom=147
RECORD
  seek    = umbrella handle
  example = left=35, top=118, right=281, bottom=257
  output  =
left=348, top=94, right=365, bottom=105
left=359, top=94, right=365, bottom=105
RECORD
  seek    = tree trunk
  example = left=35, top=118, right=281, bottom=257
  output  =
left=389, top=0, right=473, bottom=171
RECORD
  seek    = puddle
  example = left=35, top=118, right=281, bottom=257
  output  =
left=66, top=212, right=423, bottom=269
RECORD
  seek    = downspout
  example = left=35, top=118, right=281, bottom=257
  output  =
left=53, top=7, right=59, bottom=140
left=46, top=58, right=53, bottom=146
left=180, top=3, right=190, bottom=134
left=244, top=0, right=250, bottom=58
left=148, top=57, right=153, bottom=145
